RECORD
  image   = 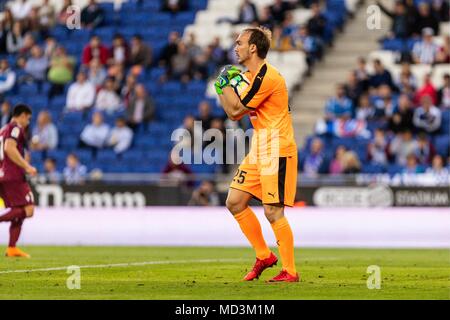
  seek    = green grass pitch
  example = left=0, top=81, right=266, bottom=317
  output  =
left=0, top=246, right=448, bottom=300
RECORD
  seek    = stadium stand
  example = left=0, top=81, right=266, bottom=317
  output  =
left=300, top=0, right=450, bottom=177
left=0, top=0, right=356, bottom=182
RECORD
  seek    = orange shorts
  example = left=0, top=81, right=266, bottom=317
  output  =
left=230, top=154, right=298, bottom=207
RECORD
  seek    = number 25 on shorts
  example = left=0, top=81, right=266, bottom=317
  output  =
left=233, top=170, right=247, bottom=184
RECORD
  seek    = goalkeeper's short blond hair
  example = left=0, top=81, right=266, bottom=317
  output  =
left=243, top=26, right=272, bottom=59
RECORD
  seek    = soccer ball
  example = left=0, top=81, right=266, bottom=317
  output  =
left=230, top=73, right=250, bottom=96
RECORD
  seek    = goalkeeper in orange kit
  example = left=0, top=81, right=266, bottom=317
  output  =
left=214, top=26, right=299, bottom=282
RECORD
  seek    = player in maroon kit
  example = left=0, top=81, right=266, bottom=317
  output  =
left=0, top=104, right=37, bottom=258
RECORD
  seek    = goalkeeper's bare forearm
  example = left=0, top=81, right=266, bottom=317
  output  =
left=218, top=87, right=249, bottom=121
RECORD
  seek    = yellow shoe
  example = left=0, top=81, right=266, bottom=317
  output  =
left=5, top=247, right=30, bottom=258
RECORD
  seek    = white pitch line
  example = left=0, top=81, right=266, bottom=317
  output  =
left=0, top=258, right=245, bottom=275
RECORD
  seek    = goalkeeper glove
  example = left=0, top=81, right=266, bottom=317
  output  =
left=214, top=65, right=241, bottom=95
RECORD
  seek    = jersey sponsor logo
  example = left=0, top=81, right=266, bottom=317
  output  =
left=11, top=127, right=20, bottom=139
left=267, top=191, right=276, bottom=198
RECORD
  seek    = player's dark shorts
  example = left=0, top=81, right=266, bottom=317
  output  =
left=0, top=180, right=34, bottom=208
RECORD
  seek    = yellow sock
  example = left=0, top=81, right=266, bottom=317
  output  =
left=234, top=207, right=271, bottom=260
left=271, top=217, right=296, bottom=276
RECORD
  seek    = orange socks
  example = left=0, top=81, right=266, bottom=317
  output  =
left=271, top=217, right=296, bottom=276
left=234, top=207, right=271, bottom=260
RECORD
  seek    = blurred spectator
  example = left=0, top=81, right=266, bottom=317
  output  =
left=344, top=71, right=365, bottom=107
left=395, top=62, right=417, bottom=91
left=58, top=0, right=74, bottom=26
left=436, top=35, right=450, bottom=64
left=43, top=36, right=57, bottom=58
left=432, top=0, right=450, bottom=22
left=269, top=0, right=295, bottom=25
left=6, top=21, right=24, bottom=54
left=47, top=46, right=75, bottom=98
left=368, top=128, right=388, bottom=165
left=186, top=33, right=202, bottom=60
left=209, top=37, right=227, bottom=66
left=66, top=71, right=96, bottom=111
left=188, top=181, right=220, bottom=206
left=80, top=112, right=110, bottom=149
left=27, top=7, right=46, bottom=40
left=176, top=114, right=197, bottom=149
left=95, top=77, right=122, bottom=113
left=129, top=35, right=152, bottom=69
left=126, top=84, right=155, bottom=128
left=342, top=151, right=361, bottom=174
left=237, top=0, right=259, bottom=24
left=307, top=2, right=327, bottom=40
left=369, top=59, right=395, bottom=90
left=63, top=153, right=88, bottom=185
left=120, top=74, right=137, bottom=109
left=413, top=95, right=442, bottom=134
left=30, top=110, right=58, bottom=151
left=0, top=59, right=16, bottom=98
left=280, top=11, right=297, bottom=36
left=402, top=154, right=422, bottom=174
left=108, top=62, right=126, bottom=92
left=271, top=25, right=294, bottom=51
left=325, top=84, right=353, bottom=120
left=24, top=45, right=49, bottom=85
left=414, top=73, right=437, bottom=105
left=43, top=157, right=62, bottom=184
left=426, top=154, right=449, bottom=177
left=329, top=145, right=346, bottom=175
left=20, top=33, right=37, bottom=57
left=291, top=25, right=319, bottom=67
left=389, top=129, right=419, bottom=166
left=258, top=6, right=275, bottom=30
left=39, top=0, right=56, bottom=31
left=82, top=35, right=109, bottom=66
left=0, top=100, right=12, bottom=127
left=388, top=94, right=414, bottom=133
left=412, top=27, right=438, bottom=64
left=196, top=100, right=213, bottom=131
left=373, top=84, right=397, bottom=119
left=169, top=42, right=192, bottom=81
left=376, top=0, right=411, bottom=39
left=87, top=58, right=107, bottom=89
left=107, top=117, right=133, bottom=154
left=437, top=73, right=450, bottom=108
left=414, top=2, right=439, bottom=36
left=303, top=138, right=326, bottom=176
left=81, top=0, right=104, bottom=29
left=159, top=31, right=180, bottom=67
left=415, top=133, right=436, bottom=165
left=354, top=57, right=369, bottom=91
left=109, top=34, right=129, bottom=66
left=9, top=0, right=32, bottom=21
left=356, top=94, right=375, bottom=121
left=162, top=151, right=194, bottom=187
left=162, top=0, right=188, bottom=13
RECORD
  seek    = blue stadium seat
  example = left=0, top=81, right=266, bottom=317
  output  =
left=31, top=95, right=49, bottom=110
left=434, top=135, right=450, bottom=157
left=362, top=164, right=386, bottom=174
left=46, top=150, right=68, bottom=166
left=18, top=83, right=38, bottom=96
left=441, top=110, right=450, bottom=134
left=49, top=96, right=66, bottom=110
left=70, top=29, right=92, bottom=43
left=140, top=1, right=160, bottom=12
left=93, top=27, right=116, bottom=43
left=96, top=150, right=118, bottom=163
left=59, top=135, right=79, bottom=150
left=50, top=26, right=71, bottom=42
left=387, top=164, right=404, bottom=176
